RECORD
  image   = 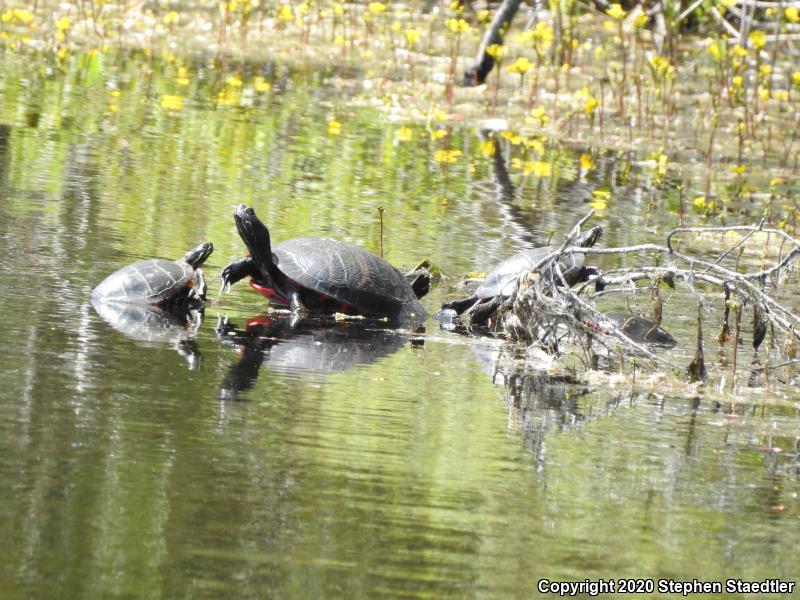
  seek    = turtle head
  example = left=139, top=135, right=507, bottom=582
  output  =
left=578, top=225, right=603, bottom=248
left=183, top=241, right=213, bottom=268
left=234, top=204, right=273, bottom=275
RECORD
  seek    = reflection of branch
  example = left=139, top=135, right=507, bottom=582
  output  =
left=490, top=136, right=514, bottom=201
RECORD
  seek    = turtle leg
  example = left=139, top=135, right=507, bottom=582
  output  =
left=576, top=266, right=606, bottom=291
left=192, top=269, right=207, bottom=301
left=289, top=291, right=309, bottom=315
left=467, top=296, right=503, bottom=325
left=220, top=257, right=258, bottom=293
left=406, top=268, right=432, bottom=299
left=441, top=295, right=479, bottom=315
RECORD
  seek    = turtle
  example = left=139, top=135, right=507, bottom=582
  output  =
left=441, top=226, right=603, bottom=325
left=219, top=205, right=426, bottom=324
left=91, top=242, right=213, bottom=307
left=605, top=312, right=677, bottom=348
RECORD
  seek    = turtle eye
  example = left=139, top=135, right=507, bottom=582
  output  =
left=246, top=207, right=255, bottom=216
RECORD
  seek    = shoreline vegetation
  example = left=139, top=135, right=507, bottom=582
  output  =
left=1, top=0, right=798, bottom=206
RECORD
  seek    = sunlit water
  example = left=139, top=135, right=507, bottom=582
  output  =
left=0, top=52, right=798, bottom=599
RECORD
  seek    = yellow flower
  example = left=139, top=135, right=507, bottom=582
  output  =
left=226, top=75, right=243, bottom=88
left=605, top=3, right=626, bottom=21
left=520, top=161, right=551, bottom=177
left=254, top=76, right=271, bottom=93
left=720, top=0, right=736, bottom=7
left=176, top=66, right=190, bottom=86
left=786, top=6, right=800, bottom=23
left=693, top=196, right=706, bottom=209
left=396, top=126, right=413, bottom=142
left=327, top=118, right=341, bottom=136
left=13, top=8, right=35, bottom=24
left=585, top=96, right=599, bottom=116
left=430, top=129, right=448, bottom=140
left=163, top=11, right=178, bottom=25
left=530, top=106, right=546, bottom=120
left=404, top=29, right=420, bottom=45
left=733, top=45, right=748, bottom=57
left=707, top=43, right=722, bottom=61
left=524, top=138, right=544, bottom=154
left=430, top=108, right=449, bottom=122
left=446, top=18, right=471, bottom=33
left=55, top=16, right=71, bottom=31
left=333, top=3, right=344, bottom=16
left=277, top=4, right=293, bottom=21
left=590, top=189, right=610, bottom=210
left=109, top=104, right=119, bottom=113
left=774, top=89, right=789, bottom=102
left=792, top=72, right=800, bottom=86
left=633, top=13, right=649, bottom=29
left=731, top=165, right=746, bottom=175
left=334, top=34, right=345, bottom=45
left=731, top=75, right=743, bottom=88
left=479, top=138, right=496, bottom=157
left=216, top=89, right=239, bottom=105
left=368, top=2, right=387, bottom=14
left=749, top=30, right=766, bottom=50
left=759, top=64, right=772, bottom=77
left=507, top=56, right=532, bottom=75
left=532, top=21, right=554, bottom=49
left=758, top=88, right=770, bottom=100
left=161, top=95, right=184, bottom=110
left=477, top=9, right=490, bottom=23
left=580, top=154, right=595, bottom=170
left=434, top=149, right=462, bottom=163
left=500, top=130, right=522, bottom=145
left=486, top=44, right=504, bottom=59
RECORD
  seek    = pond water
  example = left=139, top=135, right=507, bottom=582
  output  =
left=0, top=51, right=798, bottom=598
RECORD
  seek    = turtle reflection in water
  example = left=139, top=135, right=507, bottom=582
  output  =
left=91, top=300, right=205, bottom=369
left=216, top=315, right=415, bottom=400
left=91, top=242, right=214, bottom=369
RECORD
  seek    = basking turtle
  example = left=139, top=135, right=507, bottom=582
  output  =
left=442, top=226, right=603, bottom=325
left=219, top=205, right=426, bottom=324
left=92, top=242, right=213, bottom=306
left=606, top=312, right=677, bottom=348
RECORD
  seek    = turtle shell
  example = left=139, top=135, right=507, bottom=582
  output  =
left=92, top=258, right=194, bottom=304
left=273, top=237, right=426, bottom=322
left=474, top=225, right=602, bottom=300
left=475, top=248, right=585, bottom=300
left=607, top=312, right=677, bottom=348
